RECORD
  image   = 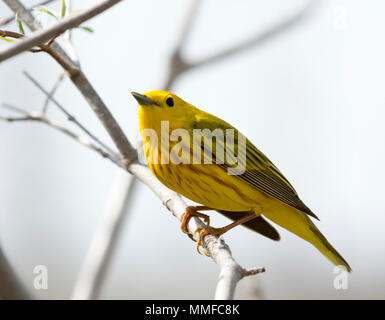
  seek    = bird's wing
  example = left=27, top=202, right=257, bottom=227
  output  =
left=194, top=114, right=318, bottom=219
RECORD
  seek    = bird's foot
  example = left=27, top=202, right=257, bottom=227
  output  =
left=180, top=206, right=211, bottom=241
left=194, top=226, right=227, bottom=256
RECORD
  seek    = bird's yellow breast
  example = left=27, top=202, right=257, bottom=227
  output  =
left=139, top=105, right=267, bottom=211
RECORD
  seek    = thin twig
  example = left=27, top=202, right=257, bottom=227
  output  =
left=0, top=29, right=23, bottom=38
left=0, top=29, right=44, bottom=52
left=4, top=0, right=136, bottom=163
left=0, top=104, right=122, bottom=167
left=0, top=27, right=65, bottom=55
left=0, top=0, right=59, bottom=27
left=41, top=72, right=65, bottom=114
left=1, top=102, right=30, bottom=115
left=23, top=70, right=118, bottom=158
left=0, top=0, right=122, bottom=62
left=41, top=117, right=121, bottom=167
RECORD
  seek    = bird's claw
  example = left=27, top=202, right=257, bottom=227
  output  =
left=194, top=226, right=225, bottom=257
left=180, top=206, right=210, bottom=242
left=194, top=227, right=210, bottom=256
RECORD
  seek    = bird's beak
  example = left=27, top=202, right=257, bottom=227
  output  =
left=131, top=92, right=157, bottom=106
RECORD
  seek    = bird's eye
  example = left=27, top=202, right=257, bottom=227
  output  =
left=166, top=97, right=174, bottom=107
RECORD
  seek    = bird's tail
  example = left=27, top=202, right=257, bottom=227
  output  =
left=263, top=206, right=351, bottom=272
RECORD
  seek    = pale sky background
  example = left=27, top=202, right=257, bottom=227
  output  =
left=0, top=0, right=384, bottom=299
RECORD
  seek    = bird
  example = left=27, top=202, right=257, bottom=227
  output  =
left=131, top=90, right=351, bottom=272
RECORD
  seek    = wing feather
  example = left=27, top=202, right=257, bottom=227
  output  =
left=194, top=114, right=318, bottom=220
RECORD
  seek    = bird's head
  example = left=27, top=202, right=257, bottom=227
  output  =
left=131, top=90, right=188, bottom=110
left=131, top=90, right=198, bottom=130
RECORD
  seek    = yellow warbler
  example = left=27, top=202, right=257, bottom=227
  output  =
left=132, top=90, right=351, bottom=272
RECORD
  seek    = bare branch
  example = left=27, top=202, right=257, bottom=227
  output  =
left=163, top=0, right=201, bottom=91
left=1, top=102, right=30, bottom=115
left=1, top=0, right=137, bottom=302
left=40, top=117, right=121, bottom=166
left=71, top=172, right=135, bottom=299
left=128, top=163, right=264, bottom=300
left=69, top=71, right=139, bottom=163
left=0, top=0, right=122, bottom=63
left=173, top=0, right=201, bottom=53
left=41, top=72, right=65, bottom=114
left=4, top=0, right=137, bottom=164
left=191, top=0, right=317, bottom=69
left=0, top=104, right=122, bottom=167
left=164, top=0, right=318, bottom=89
left=214, top=255, right=265, bottom=300
left=23, top=70, right=118, bottom=158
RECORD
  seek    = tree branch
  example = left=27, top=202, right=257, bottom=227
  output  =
left=0, top=103, right=122, bottom=167
left=128, top=162, right=265, bottom=300
left=22, top=70, right=118, bottom=158
left=71, top=172, right=135, bottom=299
left=2, top=0, right=137, bottom=300
left=3, top=0, right=136, bottom=163
left=164, top=0, right=318, bottom=89
left=163, top=0, right=201, bottom=90
left=0, top=0, right=122, bottom=63
left=41, top=72, right=64, bottom=114
left=190, top=0, right=317, bottom=69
